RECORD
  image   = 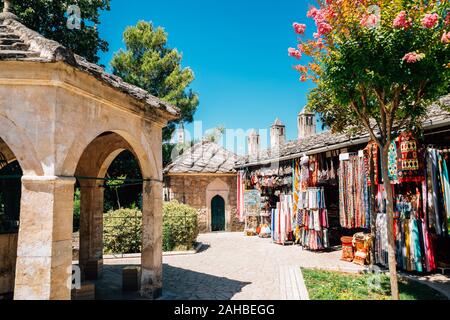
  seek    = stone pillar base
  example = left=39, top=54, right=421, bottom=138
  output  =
left=82, top=259, right=103, bottom=280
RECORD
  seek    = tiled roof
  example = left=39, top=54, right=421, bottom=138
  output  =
left=165, top=142, right=238, bottom=174
left=236, top=95, right=450, bottom=167
left=0, top=18, right=179, bottom=119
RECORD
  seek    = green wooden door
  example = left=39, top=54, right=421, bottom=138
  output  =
left=211, top=195, right=225, bottom=232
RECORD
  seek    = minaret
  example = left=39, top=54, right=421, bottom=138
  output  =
left=0, top=0, right=18, bottom=21
left=177, top=122, right=185, bottom=144
left=247, top=129, right=260, bottom=158
left=298, top=109, right=316, bottom=140
left=270, top=118, right=286, bottom=149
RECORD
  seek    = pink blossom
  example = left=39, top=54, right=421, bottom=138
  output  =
left=442, top=31, right=450, bottom=44
left=300, top=75, right=307, bottom=82
left=445, top=12, right=450, bottom=26
left=297, top=44, right=305, bottom=52
left=293, top=22, right=307, bottom=35
left=317, top=22, right=332, bottom=35
left=360, top=13, right=380, bottom=28
left=421, top=13, right=439, bottom=28
left=313, top=32, right=320, bottom=39
left=307, top=7, right=319, bottom=19
left=402, top=52, right=425, bottom=63
left=393, top=11, right=412, bottom=29
left=288, top=47, right=302, bottom=59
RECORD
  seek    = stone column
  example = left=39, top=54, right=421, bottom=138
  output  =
left=14, top=176, right=75, bottom=300
left=140, top=180, right=163, bottom=299
left=79, top=180, right=104, bottom=280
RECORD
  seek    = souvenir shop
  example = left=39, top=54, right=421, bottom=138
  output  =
left=338, top=132, right=450, bottom=272
left=238, top=151, right=343, bottom=252
left=237, top=130, right=450, bottom=272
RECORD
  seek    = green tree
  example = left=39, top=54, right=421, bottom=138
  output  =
left=4, top=0, right=110, bottom=63
left=111, top=21, right=199, bottom=142
left=290, top=0, right=450, bottom=299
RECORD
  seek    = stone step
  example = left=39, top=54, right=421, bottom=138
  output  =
left=0, top=38, right=23, bottom=45
left=0, top=42, right=29, bottom=51
left=0, top=50, right=40, bottom=59
left=0, top=33, right=20, bottom=39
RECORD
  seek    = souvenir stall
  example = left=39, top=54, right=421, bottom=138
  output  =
left=355, top=132, right=448, bottom=273
left=240, top=162, right=294, bottom=239
left=338, top=149, right=373, bottom=263
left=292, top=155, right=331, bottom=250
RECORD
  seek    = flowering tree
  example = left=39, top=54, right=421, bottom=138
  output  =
left=289, top=0, right=450, bottom=300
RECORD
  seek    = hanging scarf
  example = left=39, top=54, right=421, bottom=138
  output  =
left=388, top=139, right=399, bottom=183
left=397, top=132, right=424, bottom=183
left=364, top=141, right=381, bottom=185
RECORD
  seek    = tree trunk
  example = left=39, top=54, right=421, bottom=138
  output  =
left=381, top=144, right=400, bottom=300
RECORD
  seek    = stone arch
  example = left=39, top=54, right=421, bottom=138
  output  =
left=61, top=128, right=159, bottom=180
left=206, top=178, right=231, bottom=232
left=0, top=137, right=22, bottom=298
left=0, top=115, right=43, bottom=176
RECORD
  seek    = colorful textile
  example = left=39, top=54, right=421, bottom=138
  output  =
left=397, top=132, right=424, bottom=183
left=438, top=153, right=450, bottom=236
left=388, top=140, right=399, bottom=183
left=364, top=141, right=381, bottom=185
left=237, top=171, right=245, bottom=222
left=339, top=154, right=370, bottom=229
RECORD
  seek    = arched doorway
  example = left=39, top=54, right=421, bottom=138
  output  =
left=211, top=195, right=225, bottom=232
left=0, top=139, right=22, bottom=299
left=72, top=131, right=162, bottom=299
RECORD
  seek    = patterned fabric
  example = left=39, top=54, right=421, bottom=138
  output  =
left=397, top=132, right=424, bottom=183
left=339, top=154, right=370, bottom=229
left=388, top=140, right=399, bottom=183
left=364, top=141, right=380, bottom=186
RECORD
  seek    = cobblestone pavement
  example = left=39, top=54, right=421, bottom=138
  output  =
left=102, top=232, right=364, bottom=300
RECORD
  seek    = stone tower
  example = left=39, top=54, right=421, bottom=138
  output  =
left=247, top=129, right=260, bottom=157
left=270, top=118, right=286, bottom=149
left=298, top=109, right=316, bottom=140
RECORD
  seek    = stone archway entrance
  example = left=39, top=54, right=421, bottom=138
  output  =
left=0, top=138, right=21, bottom=299
left=0, top=12, right=179, bottom=300
left=211, top=195, right=225, bottom=232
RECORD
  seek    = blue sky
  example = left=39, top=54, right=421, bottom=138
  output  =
left=98, top=0, right=320, bottom=152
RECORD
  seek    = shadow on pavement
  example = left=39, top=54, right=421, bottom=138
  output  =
left=85, top=263, right=250, bottom=300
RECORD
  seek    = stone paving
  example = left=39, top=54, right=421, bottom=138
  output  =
left=100, top=232, right=364, bottom=300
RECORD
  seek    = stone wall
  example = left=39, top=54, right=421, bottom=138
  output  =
left=165, top=174, right=244, bottom=233
left=0, top=233, right=18, bottom=297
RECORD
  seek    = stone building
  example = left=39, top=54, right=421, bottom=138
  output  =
left=0, top=5, right=178, bottom=300
left=164, top=142, right=243, bottom=233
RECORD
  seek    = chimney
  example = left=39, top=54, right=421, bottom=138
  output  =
left=298, top=109, right=316, bottom=140
left=270, top=118, right=286, bottom=149
left=247, top=129, right=260, bottom=158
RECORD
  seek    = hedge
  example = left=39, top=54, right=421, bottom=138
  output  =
left=162, top=201, right=199, bottom=252
left=103, top=201, right=199, bottom=254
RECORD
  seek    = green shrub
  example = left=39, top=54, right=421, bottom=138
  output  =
left=102, top=201, right=199, bottom=254
left=163, top=201, right=199, bottom=252
left=103, top=208, right=142, bottom=254
left=73, top=189, right=81, bottom=232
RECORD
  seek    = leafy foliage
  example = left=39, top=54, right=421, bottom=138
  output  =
left=163, top=201, right=199, bottom=252
left=111, top=21, right=199, bottom=141
left=73, top=188, right=80, bottom=232
left=5, top=0, right=111, bottom=63
left=103, top=207, right=142, bottom=254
